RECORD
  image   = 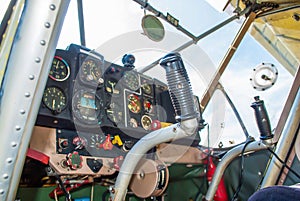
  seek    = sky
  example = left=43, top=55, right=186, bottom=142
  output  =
left=0, top=0, right=294, bottom=148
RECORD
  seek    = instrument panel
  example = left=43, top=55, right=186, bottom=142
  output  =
left=32, top=43, right=202, bottom=177
left=34, top=44, right=177, bottom=175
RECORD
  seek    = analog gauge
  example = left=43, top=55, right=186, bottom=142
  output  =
left=89, top=134, right=105, bottom=149
left=129, top=117, right=138, bottom=128
left=72, top=90, right=102, bottom=124
left=143, top=99, right=153, bottom=114
left=42, top=86, right=67, bottom=113
left=106, top=103, right=123, bottom=124
left=142, top=83, right=152, bottom=95
left=80, top=58, right=104, bottom=85
left=141, top=115, right=152, bottom=131
left=49, top=56, right=70, bottom=82
left=123, top=71, right=139, bottom=91
left=127, top=94, right=141, bottom=114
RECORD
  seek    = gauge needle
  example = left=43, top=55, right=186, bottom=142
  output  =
left=52, top=99, right=56, bottom=109
left=91, top=71, right=96, bottom=79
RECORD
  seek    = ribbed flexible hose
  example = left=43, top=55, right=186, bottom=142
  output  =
left=160, top=52, right=199, bottom=120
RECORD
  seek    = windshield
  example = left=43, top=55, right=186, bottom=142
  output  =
left=56, top=0, right=294, bottom=148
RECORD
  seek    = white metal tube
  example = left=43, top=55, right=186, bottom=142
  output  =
left=0, top=0, right=70, bottom=200
left=261, top=88, right=300, bottom=188
left=112, top=118, right=198, bottom=201
left=205, top=140, right=269, bottom=201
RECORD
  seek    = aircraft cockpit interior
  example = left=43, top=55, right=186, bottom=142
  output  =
left=0, top=1, right=299, bottom=201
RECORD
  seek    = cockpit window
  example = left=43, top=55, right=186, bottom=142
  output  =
left=56, top=1, right=294, bottom=148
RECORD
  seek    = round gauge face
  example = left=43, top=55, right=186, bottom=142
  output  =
left=141, top=115, right=152, bottom=131
left=80, top=58, right=103, bottom=85
left=129, top=117, right=138, bottom=128
left=143, top=99, right=153, bottom=114
left=127, top=94, right=141, bottom=114
left=106, top=103, right=123, bottom=124
left=49, top=56, right=70, bottom=82
left=43, top=86, right=67, bottom=113
left=142, top=83, right=152, bottom=95
left=72, top=90, right=102, bottom=124
left=89, top=134, right=105, bottom=149
left=123, top=71, right=139, bottom=91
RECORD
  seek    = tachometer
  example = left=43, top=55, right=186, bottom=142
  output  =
left=42, top=86, right=67, bottom=113
left=49, top=56, right=70, bottom=82
left=127, top=94, right=141, bottom=114
left=72, top=90, right=103, bottom=124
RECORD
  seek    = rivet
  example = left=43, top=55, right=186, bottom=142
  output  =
left=49, top=4, right=56, bottom=11
left=15, top=125, right=21, bottom=131
left=25, top=92, right=30, bottom=97
left=35, top=57, right=41, bottom=63
left=28, top=75, right=35, bottom=80
left=3, top=174, right=9, bottom=180
left=11, top=142, right=17, bottom=147
left=44, top=22, right=51, bottom=28
left=40, top=40, right=46, bottom=46
left=0, top=189, right=4, bottom=195
left=6, top=158, right=13, bottom=164
left=20, top=109, right=26, bottom=115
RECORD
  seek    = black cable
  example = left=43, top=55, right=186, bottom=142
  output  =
left=231, top=138, right=254, bottom=201
left=54, top=175, right=71, bottom=201
left=102, top=189, right=110, bottom=201
left=267, top=147, right=300, bottom=180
